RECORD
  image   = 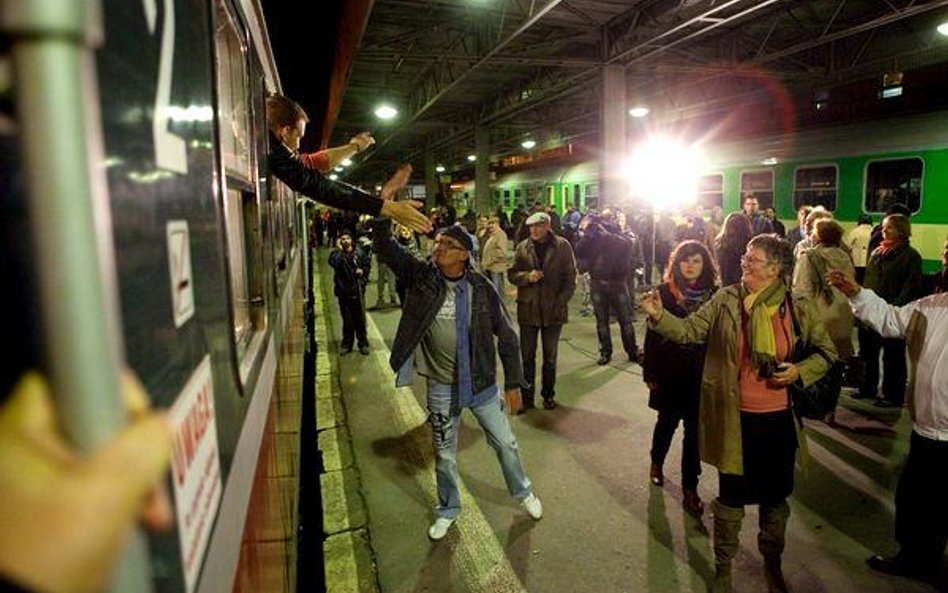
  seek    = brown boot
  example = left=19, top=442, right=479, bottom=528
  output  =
left=710, top=499, right=744, bottom=593
left=759, top=501, right=790, bottom=593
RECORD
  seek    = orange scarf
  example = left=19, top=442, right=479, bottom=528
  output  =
left=875, top=238, right=905, bottom=257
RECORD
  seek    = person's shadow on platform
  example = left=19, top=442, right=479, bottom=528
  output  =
left=647, top=485, right=712, bottom=592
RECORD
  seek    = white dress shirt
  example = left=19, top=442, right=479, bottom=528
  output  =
left=851, top=289, right=948, bottom=440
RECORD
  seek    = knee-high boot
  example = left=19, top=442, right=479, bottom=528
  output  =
left=710, top=499, right=744, bottom=593
left=758, top=500, right=790, bottom=593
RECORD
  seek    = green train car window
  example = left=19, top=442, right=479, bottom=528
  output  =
left=698, top=174, right=723, bottom=209
left=864, top=158, right=922, bottom=214
left=794, top=165, right=838, bottom=211
left=740, top=170, right=774, bottom=209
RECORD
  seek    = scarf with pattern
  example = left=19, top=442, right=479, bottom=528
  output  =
left=740, top=280, right=789, bottom=372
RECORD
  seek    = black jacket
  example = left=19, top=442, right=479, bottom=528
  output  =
left=574, top=222, right=633, bottom=285
left=642, top=283, right=711, bottom=412
left=371, top=219, right=523, bottom=392
left=267, top=133, right=383, bottom=216
left=328, top=247, right=371, bottom=298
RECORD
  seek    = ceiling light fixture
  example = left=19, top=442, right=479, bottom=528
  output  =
left=435, top=164, right=446, bottom=173
left=374, top=104, right=398, bottom=120
left=938, top=21, right=948, bottom=36
left=521, top=139, right=536, bottom=149
left=629, top=106, right=650, bottom=118
left=467, top=154, right=477, bottom=162
left=341, top=158, right=352, bottom=167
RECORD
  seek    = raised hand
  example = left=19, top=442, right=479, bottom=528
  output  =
left=380, top=163, right=413, bottom=201
left=640, top=290, right=664, bottom=321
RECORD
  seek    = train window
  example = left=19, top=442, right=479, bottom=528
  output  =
left=740, top=170, right=774, bottom=209
left=215, top=0, right=267, bottom=368
left=214, top=0, right=253, bottom=182
left=584, top=184, right=599, bottom=211
left=793, top=165, right=837, bottom=211
left=697, top=174, right=723, bottom=209
left=573, top=184, right=581, bottom=208
left=514, top=189, right=522, bottom=199
left=547, top=186, right=554, bottom=204
left=864, top=158, right=922, bottom=214
left=503, top=189, right=510, bottom=198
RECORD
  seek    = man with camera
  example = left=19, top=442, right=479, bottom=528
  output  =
left=328, top=231, right=372, bottom=355
left=574, top=209, right=641, bottom=365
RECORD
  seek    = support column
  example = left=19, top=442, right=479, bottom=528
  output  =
left=424, top=151, right=438, bottom=211
left=600, top=64, right=627, bottom=209
left=475, top=125, right=491, bottom=214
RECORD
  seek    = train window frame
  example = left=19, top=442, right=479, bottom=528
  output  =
left=862, top=157, right=923, bottom=215
left=792, top=164, right=838, bottom=212
left=214, top=0, right=253, bottom=183
left=739, top=169, right=775, bottom=210
left=697, top=173, right=724, bottom=210
left=213, top=0, right=269, bottom=384
left=584, top=183, right=599, bottom=211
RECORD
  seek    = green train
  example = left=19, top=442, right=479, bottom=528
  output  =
left=451, top=110, right=948, bottom=272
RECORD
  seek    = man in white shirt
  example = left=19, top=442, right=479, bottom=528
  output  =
left=828, top=270, right=948, bottom=578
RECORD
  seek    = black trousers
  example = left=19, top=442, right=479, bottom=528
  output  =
left=650, top=392, right=701, bottom=490
left=893, top=431, right=948, bottom=570
left=858, top=326, right=906, bottom=403
left=519, top=324, right=563, bottom=402
left=719, top=410, right=797, bottom=507
left=338, top=294, right=367, bottom=349
left=590, top=284, right=637, bottom=357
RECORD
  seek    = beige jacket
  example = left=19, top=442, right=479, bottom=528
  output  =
left=481, top=229, right=509, bottom=273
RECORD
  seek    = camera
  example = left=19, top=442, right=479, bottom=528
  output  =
left=758, top=360, right=790, bottom=379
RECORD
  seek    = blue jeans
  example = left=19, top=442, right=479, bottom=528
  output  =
left=426, top=380, right=532, bottom=519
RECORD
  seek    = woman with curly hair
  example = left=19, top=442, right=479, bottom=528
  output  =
left=643, top=240, right=718, bottom=516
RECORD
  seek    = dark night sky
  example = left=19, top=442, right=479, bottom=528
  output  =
left=261, top=1, right=346, bottom=152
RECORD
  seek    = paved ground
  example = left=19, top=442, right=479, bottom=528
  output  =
left=316, top=249, right=947, bottom=593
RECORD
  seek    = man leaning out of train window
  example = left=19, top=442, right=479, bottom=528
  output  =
left=265, top=94, right=430, bottom=234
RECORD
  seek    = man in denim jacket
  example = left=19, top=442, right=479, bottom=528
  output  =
left=372, top=219, right=543, bottom=540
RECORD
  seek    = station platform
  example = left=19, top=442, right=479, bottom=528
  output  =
left=311, top=248, right=947, bottom=593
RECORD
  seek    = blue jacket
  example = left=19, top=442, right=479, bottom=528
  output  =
left=371, top=219, right=523, bottom=392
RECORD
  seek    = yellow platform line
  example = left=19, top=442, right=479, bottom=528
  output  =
left=314, top=255, right=527, bottom=593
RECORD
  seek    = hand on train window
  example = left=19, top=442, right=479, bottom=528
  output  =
left=0, top=372, right=173, bottom=593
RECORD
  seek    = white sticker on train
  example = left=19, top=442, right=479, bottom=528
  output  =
left=167, top=220, right=195, bottom=328
left=169, top=355, right=222, bottom=593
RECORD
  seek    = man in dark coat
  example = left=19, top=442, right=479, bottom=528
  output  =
left=508, top=212, right=577, bottom=410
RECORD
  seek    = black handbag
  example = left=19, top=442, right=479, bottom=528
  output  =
left=785, top=296, right=844, bottom=420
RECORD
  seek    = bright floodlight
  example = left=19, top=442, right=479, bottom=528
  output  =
left=627, top=137, right=702, bottom=210
left=938, top=22, right=948, bottom=36
left=521, top=139, right=537, bottom=149
left=467, top=154, right=477, bottom=162
left=435, top=164, right=446, bottom=173
left=629, top=106, right=650, bottom=118
left=374, top=104, right=398, bottom=120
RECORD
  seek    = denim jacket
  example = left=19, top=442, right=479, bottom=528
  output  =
left=372, top=219, right=523, bottom=392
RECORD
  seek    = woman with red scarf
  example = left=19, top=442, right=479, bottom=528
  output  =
left=859, top=213, right=923, bottom=406
left=643, top=240, right=718, bottom=516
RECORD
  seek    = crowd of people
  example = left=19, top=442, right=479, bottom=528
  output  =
left=5, top=91, right=947, bottom=592
left=313, top=184, right=948, bottom=593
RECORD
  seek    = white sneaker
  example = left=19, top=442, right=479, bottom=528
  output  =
left=427, top=517, right=455, bottom=540
left=522, top=493, right=543, bottom=520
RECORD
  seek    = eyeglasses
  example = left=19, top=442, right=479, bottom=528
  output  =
left=740, top=254, right=771, bottom=266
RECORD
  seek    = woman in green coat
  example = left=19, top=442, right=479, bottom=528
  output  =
left=641, top=234, right=837, bottom=593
